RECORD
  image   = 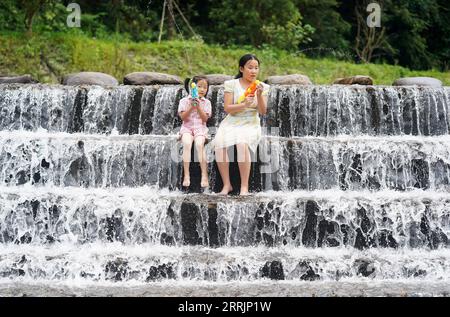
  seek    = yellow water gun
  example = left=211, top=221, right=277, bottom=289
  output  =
left=237, top=80, right=261, bottom=103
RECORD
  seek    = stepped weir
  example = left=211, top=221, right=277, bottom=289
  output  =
left=0, top=83, right=449, bottom=296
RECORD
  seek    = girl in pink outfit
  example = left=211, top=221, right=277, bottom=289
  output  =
left=178, top=76, right=212, bottom=189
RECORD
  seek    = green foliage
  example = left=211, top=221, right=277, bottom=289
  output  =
left=208, top=0, right=314, bottom=50
left=0, top=0, right=24, bottom=32
left=424, top=0, right=450, bottom=71
left=75, top=12, right=109, bottom=38
left=340, top=0, right=450, bottom=70
left=1, top=33, right=448, bottom=86
left=261, top=20, right=315, bottom=51
left=33, top=1, right=68, bottom=33
left=0, top=0, right=448, bottom=70
left=296, top=0, right=351, bottom=57
left=383, top=0, right=436, bottom=69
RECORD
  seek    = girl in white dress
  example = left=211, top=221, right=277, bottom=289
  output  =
left=211, top=54, right=270, bottom=195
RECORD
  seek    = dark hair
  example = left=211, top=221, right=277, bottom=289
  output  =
left=235, top=54, right=260, bottom=79
left=184, top=75, right=209, bottom=96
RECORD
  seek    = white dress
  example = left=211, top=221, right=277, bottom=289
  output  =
left=211, top=79, right=270, bottom=153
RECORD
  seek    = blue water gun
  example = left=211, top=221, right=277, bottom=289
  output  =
left=190, top=82, right=199, bottom=106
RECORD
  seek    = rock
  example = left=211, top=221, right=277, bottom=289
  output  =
left=404, top=267, right=427, bottom=278
left=105, top=258, right=128, bottom=281
left=62, top=72, right=118, bottom=86
left=180, top=202, right=201, bottom=245
left=333, top=75, right=373, bottom=85
left=302, top=200, right=319, bottom=247
left=354, top=259, right=376, bottom=277
left=18, top=255, right=27, bottom=264
left=298, top=261, right=320, bottom=281
left=123, top=72, right=182, bottom=85
left=300, top=268, right=320, bottom=281
left=105, top=213, right=125, bottom=243
left=411, top=159, right=429, bottom=189
left=146, top=263, right=176, bottom=281
left=160, top=232, right=175, bottom=245
left=0, top=74, right=38, bottom=84
left=261, top=261, right=285, bottom=280
left=41, top=159, right=50, bottom=169
left=19, top=233, right=32, bottom=244
left=265, top=74, right=312, bottom=85
left=16, top=170, right=29, bottom=185
left=204, top=74, right=233, bottom=85
left=46, top=235, right=55, bottom=243
left=393, top=77, right=442, bottom=87
left=65, top=156, right=91, bottom=186
left=377, top=229, right=398, bottom=248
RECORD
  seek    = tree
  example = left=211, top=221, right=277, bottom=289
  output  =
left=382, top=0, right=435, bottom=69
left=339, top=0, right=446, bottom=69
left=428, top=0, right=450, bottom=70
left=354, top=0, right=394, bottom=63
left=20, top=0, right=48, bottom=36
left=208, top=0, right=314, bottom=50
left=166, top=0, right=175, bottom=40
left=296, top=0, right=351, bottom=59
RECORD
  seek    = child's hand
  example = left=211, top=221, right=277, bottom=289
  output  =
left=185, top=102, right=194, bottom=113
left=186, top=98, right=195, bottom=111
left=190, top=97, right=200, bottom=108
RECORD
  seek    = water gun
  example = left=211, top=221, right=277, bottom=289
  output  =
left=238, top=80, right=261, bottom=103
left=190, top=82, right=199, bottom=106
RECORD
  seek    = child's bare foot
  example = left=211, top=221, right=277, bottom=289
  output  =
left=201, top=176, right=209, bottom=188
left=182, top=176, right=190, bottom=187
left=218, top=185, right=233, bottom=195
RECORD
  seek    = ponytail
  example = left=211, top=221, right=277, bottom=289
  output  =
left=184, top=77, right=191, bottom=94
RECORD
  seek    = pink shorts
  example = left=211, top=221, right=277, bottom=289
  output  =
left=178, top=126, right=209, bottom=140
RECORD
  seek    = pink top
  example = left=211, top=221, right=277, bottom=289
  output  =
left=178, top=96, right=212, bottom=130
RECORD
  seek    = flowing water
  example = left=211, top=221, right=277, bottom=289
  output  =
left=0, top=83, right=449, bottom=296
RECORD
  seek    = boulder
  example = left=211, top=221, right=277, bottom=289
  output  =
left=204, top=74, right=233, bottom=85
left=297, top=261, right=320, bottom=281
left=0, top=74, right=38, bottom=84
left=123, top=72, right=182, bottom=85
left=265, top=74, right=312, bottom=85
left=146, top=263, right=176, bottom=281
left=62, top=72, right=118, bottom=86
left=261, top=261, right=285, bottom=280
left=333, top=75, right=373, bottom=85
left=393, top=77, right=442, bottom=87
left=354, top=259, right=376, bottom=278
left=104, top=258, right=128, bottom=281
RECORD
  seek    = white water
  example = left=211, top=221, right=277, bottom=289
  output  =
left=0, top=244, right=449, bottom=283
left=0, top=84, right=449, bottom=296
left=1, top=131, right=450, bottom=190
left=0, top=186, right=448, bottom=249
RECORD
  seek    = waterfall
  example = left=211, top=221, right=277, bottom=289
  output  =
left=0, top=83, right=449, bottom=296
left=1, top=84, right=449, bottom=136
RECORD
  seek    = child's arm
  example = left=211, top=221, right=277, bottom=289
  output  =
left=179, top=99, right=195, bottom=121
left=195, top=102, right=209, bottom=123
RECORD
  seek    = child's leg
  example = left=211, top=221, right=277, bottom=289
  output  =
left=194, top=136, right=208, bottom=187
left=215, top=147, right=233, bottom=194
left=236, top=143, right=251, bottom=195
left=181, top=133, right=194, bottom=186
